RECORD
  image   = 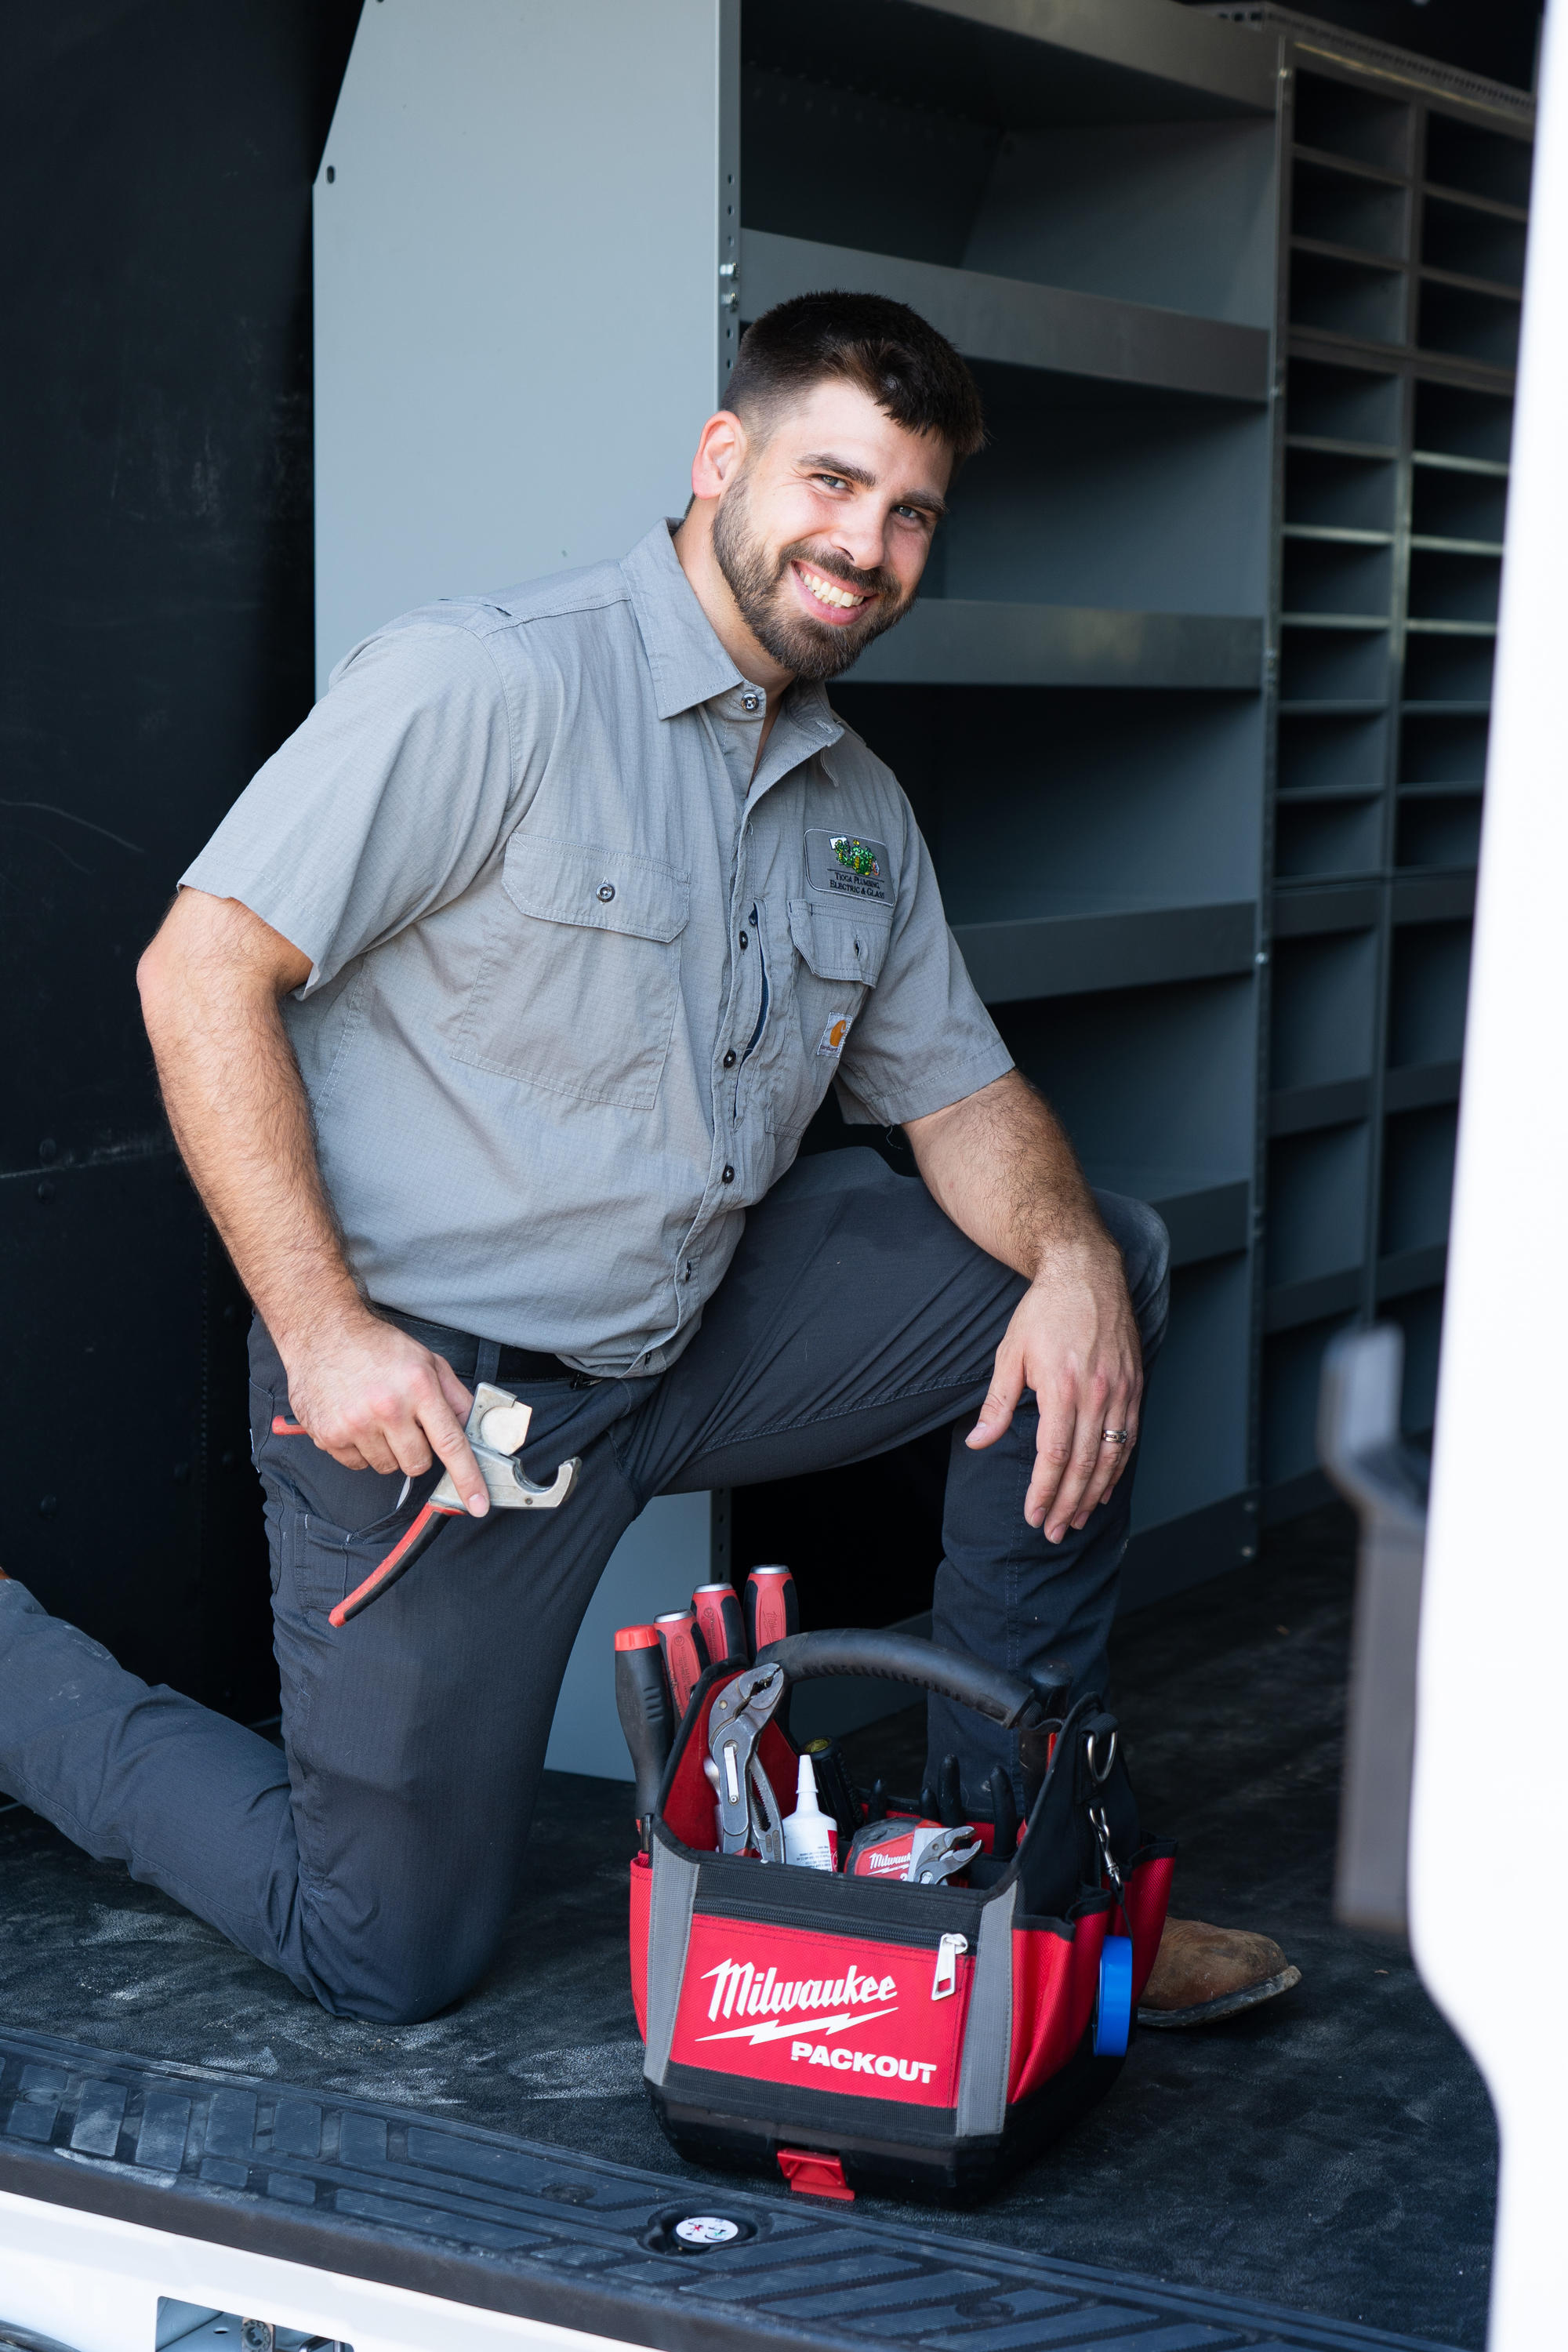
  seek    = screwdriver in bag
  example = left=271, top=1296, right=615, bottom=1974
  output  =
left=745, top=1566, right=798, bottom=1653
left=615, top=1625, right=673, bottom=1848
left=655, top=1610, right=710, bottom=1718
left=691, top=1581, right=747, bottom=1668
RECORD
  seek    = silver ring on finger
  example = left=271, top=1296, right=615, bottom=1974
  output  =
left=1101, top=1427, right=1130, bottom=1446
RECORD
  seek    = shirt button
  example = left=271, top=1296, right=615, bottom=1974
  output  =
left=722, top=1049, right=736, bottom=1069
left=739, top=929, right=749, bottom=949
left=597, top=882, right=616, bottom=903
left=741, top=693, right=760, bottom=713
left=721, top=1164, right=735, bottom=1184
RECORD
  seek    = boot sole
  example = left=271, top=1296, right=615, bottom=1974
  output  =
left=1136, top=1962, right=1301, bottom=2028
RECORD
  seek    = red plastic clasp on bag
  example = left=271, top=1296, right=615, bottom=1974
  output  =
left=777, top=2147, right=855, bottom=2201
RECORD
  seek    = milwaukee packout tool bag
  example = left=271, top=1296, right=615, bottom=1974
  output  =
left=629, top=1629, right=1174, bottom=2203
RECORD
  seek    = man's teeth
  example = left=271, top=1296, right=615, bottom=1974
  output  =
left=800, top=568, right=868, bottom=612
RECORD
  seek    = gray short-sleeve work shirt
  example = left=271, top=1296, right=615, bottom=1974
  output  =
left=183, top=522, right=1012, bottom=1374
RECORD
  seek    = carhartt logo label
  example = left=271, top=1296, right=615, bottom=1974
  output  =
left=817, top=1014, right=852, bottom=1058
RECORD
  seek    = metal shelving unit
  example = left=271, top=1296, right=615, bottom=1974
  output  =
left=310, top=0, right=1533, bottom=1621
left=1249, top=9, right=1533, bottom=1520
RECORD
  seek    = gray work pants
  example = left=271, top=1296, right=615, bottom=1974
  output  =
left=0, top=1150, right=1167, bottom=2023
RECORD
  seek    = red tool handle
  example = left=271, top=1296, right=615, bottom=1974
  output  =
left=271, top=1417, right=307, bottom=1437
left=745, top=1566, right=798, bottom=1655
left=691, top=1581, right=747, bottom=1668
left=328, top=1500, right=462, bottom=1628
left=654, top=1610, right=709, bottom=1718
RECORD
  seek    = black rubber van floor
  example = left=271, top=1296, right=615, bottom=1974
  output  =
left=0, top=1506, right=1495, bottom=2348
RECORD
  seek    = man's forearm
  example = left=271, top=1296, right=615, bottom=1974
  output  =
left=906, top=1070, right=1108, bottom=1280
left=139, top=901, right=361, bottom=1358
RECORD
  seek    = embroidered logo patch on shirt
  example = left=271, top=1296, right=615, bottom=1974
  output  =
left=817, top=1014, right=854, bottom=1058
left=805, top=827, right=894, bottom=905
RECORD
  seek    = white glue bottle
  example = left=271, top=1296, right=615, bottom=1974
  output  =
left=782, top=1751, right=837, bottom=1871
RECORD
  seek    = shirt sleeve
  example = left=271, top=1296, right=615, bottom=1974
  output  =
left=833, top=795, right=1014, bottom=1128
left=180, top=619, right=517, bottom=993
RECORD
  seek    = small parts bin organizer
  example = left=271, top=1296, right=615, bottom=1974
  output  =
left=627, top=1626, right=1174, bottom=2204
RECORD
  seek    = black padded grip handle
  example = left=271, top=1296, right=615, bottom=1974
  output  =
left=756, top=1628, right=1038, bottom=1730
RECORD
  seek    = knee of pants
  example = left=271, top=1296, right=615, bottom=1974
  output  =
left=299, top=1889, right=503, bottom=2026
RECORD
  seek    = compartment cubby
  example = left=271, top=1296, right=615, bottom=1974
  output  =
left=1285, top=356, right=1399, bottom=448
left=1292, top=156, right=1408, bottom=260
left=1284, top=445, right=1396, bottom=532
left=1263, top=1313, right=1359, bottom=1487
left=1387, top=920, right=1472, bottom=1066
left=1413, top=379, right=1514, bottom=465
left=1385, top=1286, right=1443, bottom=1437
left=1407, top=546, right=1501, bottom=625
left=1290, top=245, right=1407, bottom=344
left=1278, top=708, right=1388, bottom=795
left=1269, top=928, right=1378, bottom=1091
left=1294, top=72, right=1413, bottom=176
left=1403, top=630, right=1494, bottom=705
left=1133, top=1255, right=1251, bottom=1529
left=1279, top=622, right=1389, bottom=702
left=1276, top=796, right=1381, bottom=880
left=1282, top=535, right=1392, bottom=619
left=1396, top=791, right=1481, bottom=872
left=1410, top=461, right=1508, bottom=545
left=997, top=977, right=1254, bottom=1202
left=1399, top=708, right=1489, bottom=785
left=1417, top=276, right=1521, bottom=372
left=940, top=362, right=1270, bottom=615
left=1266, top=1123, right=1370, bottom=1288
left=1421, top=192, right=1526, bottom=289
left=1381, top=1104, right=1457, bottom=1256
left=858, top=686, right=1265, bottom=922
left=1425, top=111, right=1533, bottom=210
left=742, top=64, right=1276, bottom=325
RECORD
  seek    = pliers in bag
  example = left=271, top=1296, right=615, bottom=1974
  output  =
left=706, top=1661, right=787, bottom=1861
left=270, top=1381, right=579, bottom=1627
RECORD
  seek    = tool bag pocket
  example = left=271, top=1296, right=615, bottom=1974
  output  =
left=630, top=1628, right=1174, bottom=2204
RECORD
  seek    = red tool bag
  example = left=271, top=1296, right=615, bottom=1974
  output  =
left=628, top=1629, right=1174, bottom=2204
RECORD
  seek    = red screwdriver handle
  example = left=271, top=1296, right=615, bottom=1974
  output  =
left=271, top=1416, right=308, bottom=1437
left=691, top=1581, right=747, bottom=1667
left=745, top=1566, right=798, bottom=1655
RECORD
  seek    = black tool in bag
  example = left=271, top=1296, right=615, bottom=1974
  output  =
left=629, top=1628, right=1174, bottom=2204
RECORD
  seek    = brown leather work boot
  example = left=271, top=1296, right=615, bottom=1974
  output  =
left=1137, top=1915, right=1301, bottom=2027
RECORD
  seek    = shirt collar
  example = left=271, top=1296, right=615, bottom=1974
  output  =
left=620, top=522, right=843, bottom=771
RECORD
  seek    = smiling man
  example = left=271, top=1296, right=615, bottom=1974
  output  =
left=0, top=294, right=1294, bottom=2031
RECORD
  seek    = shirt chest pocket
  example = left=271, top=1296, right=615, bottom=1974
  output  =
left=453, top=835, right=690, bottom=1111
left=764, top=896, right=891, bottom=1135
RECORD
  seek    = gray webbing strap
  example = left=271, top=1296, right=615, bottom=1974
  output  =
left=642, top=1841, right=699, bottom=2085
left=956, top=1876, right=1017, bottom=2139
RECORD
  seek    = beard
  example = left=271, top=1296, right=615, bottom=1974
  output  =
left=711, top=470, right=913, bottom=682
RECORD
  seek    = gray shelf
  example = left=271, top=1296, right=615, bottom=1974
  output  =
left=846, top=601, right=1262, bottom=689
left=1269, top=1076, right=1373, bottom=1137
left=953, top=901, right=1257, bottom=1004
left=740, top=230, right=1271, bottom=402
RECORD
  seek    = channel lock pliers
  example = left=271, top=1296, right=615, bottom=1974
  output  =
left=270, top=1381, right=579, bottom=1627
left=706, top=1661, right=787, bottom=1861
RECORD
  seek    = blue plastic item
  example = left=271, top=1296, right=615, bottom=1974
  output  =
left=1093, top=1933, right=1134, bottom=2056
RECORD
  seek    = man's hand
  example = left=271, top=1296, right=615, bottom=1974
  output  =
left=965, top=1236, right=1142, bottom=1541
left=278, top=1307, right=491, bottom=1515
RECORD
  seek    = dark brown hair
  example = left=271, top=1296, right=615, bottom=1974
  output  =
left=723, top=290, right=985, bottom=463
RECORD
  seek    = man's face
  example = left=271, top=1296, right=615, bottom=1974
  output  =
left=710, top=379, right=950, bottom=681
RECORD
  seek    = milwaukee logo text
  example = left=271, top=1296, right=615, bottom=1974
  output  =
left=702, top=1956, right=897, bottom=2023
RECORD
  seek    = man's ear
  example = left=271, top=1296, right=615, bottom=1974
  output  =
left=690, top=408, right=749, bottom=503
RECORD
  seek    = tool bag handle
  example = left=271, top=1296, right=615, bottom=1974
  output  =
left=756, top=1628, right=1040, bottom=1730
